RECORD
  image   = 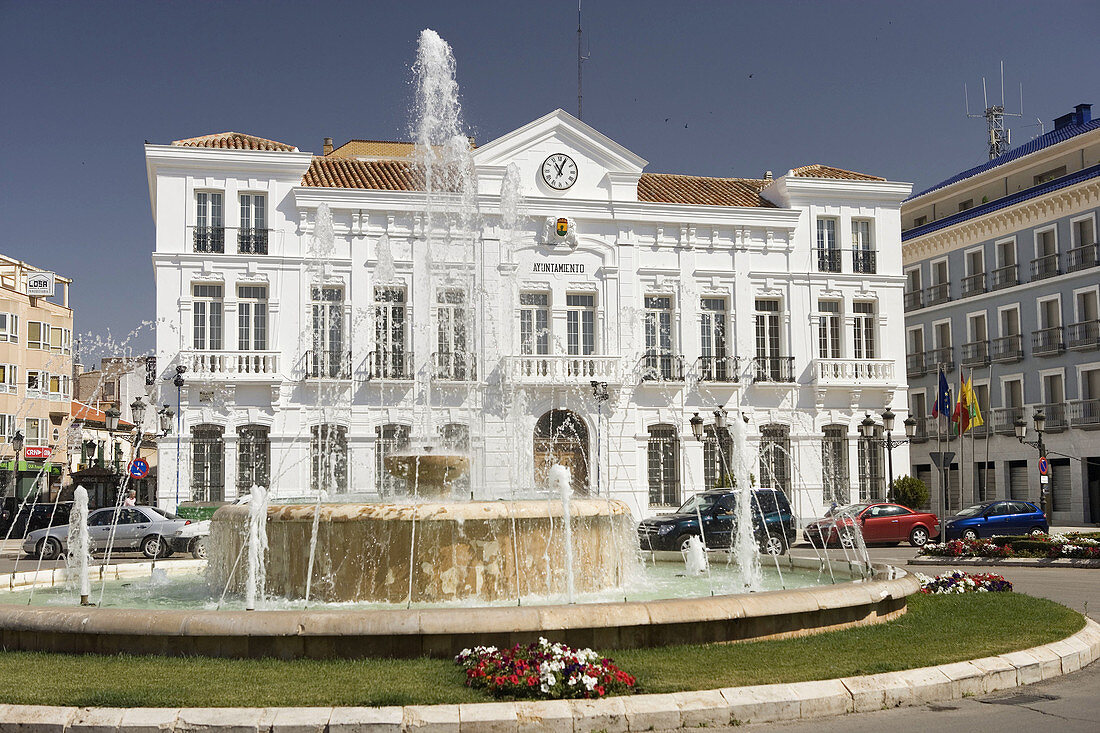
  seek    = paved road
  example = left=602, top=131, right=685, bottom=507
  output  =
left=0, top=539, right=194, bottom=574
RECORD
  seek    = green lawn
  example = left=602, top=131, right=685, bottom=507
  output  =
left=0, top=593, right=1082, bottom=708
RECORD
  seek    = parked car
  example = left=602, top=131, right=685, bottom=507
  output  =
left=637, top=489, right=798, bottom=555
left=942, top=500, right=1048, bottom=541
left=0, top=499, right=73, bottom=539
left=804, top=503, right=940, bottom=548
left=23, top=505, right=208, bottom=560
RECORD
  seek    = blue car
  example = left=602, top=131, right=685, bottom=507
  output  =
left=942, top=500, right=1048, bottom=541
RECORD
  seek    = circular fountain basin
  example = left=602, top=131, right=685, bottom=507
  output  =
left=209, top=500, right=634, bottom=603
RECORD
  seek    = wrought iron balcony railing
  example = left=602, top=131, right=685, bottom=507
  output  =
left=991, top=264, right=1018, bottom=291
left=639, top=352, right=685, bottom=382
left=193, top=226, right=225, bottom=253
left=367, top=350, right=414, bottom=380
left=990, top=334, right=1023, bottom=363
left=961, top=340, right=990, bottom=367
left=992, top=406, right=1024, bottom=435
left=1066, top=243, right=1099, bottom=273
left=1067, top=320, right=1100, bottom=351
left=815, top=248, right=842, bottom=273
left=925, top=283, right=951, bottom=306
left=960, top=273, right=986, bottom=298
left=1032, top=326, right=1065, bottom=356
left=1038, top=402, right=1068, bottom=432
left=1030, top=253, right=1060, bottom=280
left=305, top=349, right=352, bottom=380
left=852, top=249, right=876, bottom=274
left=433, top=351, right=477, bottom=381
left=905, top=352, right=927, bottom=378
left=237, top=228, right=270, bottom=255
left=751, top=356, right=795, bottom=383
left=903, top=290, right=924, bottom=312
left=1068, top=399, right=1100, bottom=429
left=695, top=355, right=740, bottom=383
left=924, top=346, right=954, bottom=372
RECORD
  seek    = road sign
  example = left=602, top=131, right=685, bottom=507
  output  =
left=1040, top=475, right=1050, bottom=484
left=128, top=459, right=149, bottom=479
left=1038, top=456, right=1049, bottom=475
left=930, top=451, right=956, bottom=468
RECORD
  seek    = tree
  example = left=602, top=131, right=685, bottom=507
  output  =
left=888, top=474, right=929, bottom=510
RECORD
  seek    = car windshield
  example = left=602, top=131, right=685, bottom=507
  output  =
left=676, top=494, right=723, bottom=515
left=147, top=507, right=180, bottom=520
left=954, top=503, right=988, bottom=518
left=832, top=504, right=869, bottom=517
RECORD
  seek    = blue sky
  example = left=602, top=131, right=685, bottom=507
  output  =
left=1, top=0, right=1097, bottom=350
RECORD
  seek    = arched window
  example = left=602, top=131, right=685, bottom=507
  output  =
left=647, top=424, right=679, bottom=506
left=236, top=424, right=270, bottom=495
left=534, top=410, right=589, bottom=494
left=759, top=424, right=791, bottom=493
left=191, top=424, right=225, bottom=501
left=703, top=425, right=733, bottom=489
left=822, top=425, right=849, bottom=504
left=311, top=424, right=348, bottom=494
left=376, top=423, right=411, bottom=497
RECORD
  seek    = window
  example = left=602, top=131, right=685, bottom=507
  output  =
left=566, top=294, right=595, bottom=356
left=818, top=301, right=841, bottom=359
left=643, top=296, right=675, bottom=379
left=236, top=425, right=270, bottom=495
left=858, top=424, right=885, bottom=501
left=816, top=218, right=840, bottom=272
left=311, top=424, right=348, bottom=494
left=310, top=286, right=346, bottom=378
left=436, top=289, right=473, bottom=380
left=0, top=414, right=15, bottom=442
left=0, top=313, right=18, bottom=343
left=24, top=418, right=47, bottom=447
left=237, top=286, right=268, bottom=351
left=703, top=425, right=732, bottom=488
left=1073, top=216, right=1096, bottom=247
left=195, top=192, right=224, bottom=252
left=754, top=299, right=785, bottom=380
left=26, top=370, right=44, bottom=398
left=192, top=284, right=224, bottom=351
left=913, top=216, right=927, bottom=227
left=699, top=298, right=728, bottom=380
left=238, top=194, right=267, bottom=254
left=822, top=425, right=849, bottom=504
left=49, top=326, right=71, bottom=354
left=997, top=239, right=1017, bottom=268
left=975, top=462, right=996, bottom=502
left=958, top=199, right=973, bottom=211
left=647, top=424, right=679, bottom=507
left=191, top=425, right=225, bottom=502
left=853, top=302, right=876, bottom=359
left=519, top=292, right=549, bottom=356
left=1034, top=166, right=1066, bottom=186
left=1036, top=227, right=1058, bottom=257
left=47, top=374, right=70, bottom=400
left=759, top=424, right=791, bottom=493
left=852, top=220, right=875, bottom=273
left=376, top=423, right=411, bottom=497
left=374, top=287, right=408, bottom=377
left=0, top=364, right=15, bottom=394
left=27, top=321, right=49, bottom=350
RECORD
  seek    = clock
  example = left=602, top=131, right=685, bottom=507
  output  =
left=541, top=153, right=578, bottom=190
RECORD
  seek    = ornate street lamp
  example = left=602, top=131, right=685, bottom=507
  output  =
left=130, top=398, right=147, bottom=433
left=689, top=413, right=704, bottom=442
left=158, top=405, right=175, bottom=437
left=1016, top=409, right=1049, bottom=519
left=10, top=430, right=24, bottom=499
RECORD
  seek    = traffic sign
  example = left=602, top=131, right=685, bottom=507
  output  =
left=1038, top=456, right=1049, bottom=476
left=930, top=451, right=956, bottom=469
left=128, top=459, right=149, bottom=479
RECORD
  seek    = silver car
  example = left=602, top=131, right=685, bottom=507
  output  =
left=23, top=505, right=207, bottom=560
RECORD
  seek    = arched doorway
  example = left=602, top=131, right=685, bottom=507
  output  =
left=534, top=410, right=589, bottom=494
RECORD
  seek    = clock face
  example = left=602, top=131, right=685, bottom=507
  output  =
left=541, top=153, right=578, bottom=190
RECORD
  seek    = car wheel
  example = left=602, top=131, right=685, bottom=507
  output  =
left=962, top=529, right=979, bottom=542
left=38, top=537, right=62, bottom=561
left=140, top=535, right=163, bottom=559
left=909, top=526, right=930, bottom=547
left=676, top=534, right=698, bottom=552
left=1029, top=526, right=1046, bottom=536
left=760, top=534, right=787, bottom=556
left=838, top=530, right=856, bottom=548
left=190, top=536, right=208, bottom=560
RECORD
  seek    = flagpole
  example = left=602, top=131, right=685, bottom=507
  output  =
left=985, top=361, right=993, bottom=500
left=937, top=364, right=946, bottom=530
left=960, top=370, right=967, bottom=510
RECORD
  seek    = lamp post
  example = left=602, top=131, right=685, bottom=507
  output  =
left=590, top=381, right=609, bottom=496
left=104, top=405, right=121, bottom=501
left=859, top=411, right=917, bottom=500
left=1015, top=409, right=1048, bottom=519
left=10, top=429, right=24, bottom=499
left=157, top=404, right=175, bottom=437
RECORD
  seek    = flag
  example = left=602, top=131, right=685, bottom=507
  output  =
left=951, top=375, right=969, bottom=434
left=932, top=368, right=951, bottom=418
left=966, top=376, right=984, bottom=429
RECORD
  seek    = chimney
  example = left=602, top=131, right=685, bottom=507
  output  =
left=323, top=137, right=334, bottom=155
left=763, top=170, right=773, bottom=181
left=1075, top=103, right=1092, bottom=126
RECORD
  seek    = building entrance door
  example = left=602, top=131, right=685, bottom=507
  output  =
left=534, top=410, right=589, bottom=494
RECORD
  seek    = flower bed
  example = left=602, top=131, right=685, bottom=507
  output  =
left=455, top=638, right=636, bottom=700
left=917, top=570, right=1013, bottom=594
left=920, top=532, right=1100, bottom=560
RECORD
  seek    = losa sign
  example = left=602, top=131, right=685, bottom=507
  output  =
left=26, top=272, right=55, bottom=297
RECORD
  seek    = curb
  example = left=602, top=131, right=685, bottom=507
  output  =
left=909, top=557, right=1100, bottom=569
left=0, top=617, right=1096, bottom=731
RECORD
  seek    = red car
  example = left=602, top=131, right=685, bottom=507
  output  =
left=804, top=503, right=940, bottom=548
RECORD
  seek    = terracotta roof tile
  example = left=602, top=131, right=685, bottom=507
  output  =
left=638, top=173, right=775, bottom=208
left=303, top=157, right=425, bottom=190
left=327, top=140, right=418, bottom=159
left=71, top=400, right=134, bottom=427
left=790, top=164, right=883, bottom=181
left=172, top=132, right=298, bottom=152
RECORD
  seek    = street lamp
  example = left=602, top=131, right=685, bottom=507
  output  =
left=130, top=398, right=147, bottom=434
left=10, top=430, right=24, bottom=499
left=689, top=413, right=704, bottom=442
left=104, top=404, right=121, bottom=476
left=1016, top=409, right=1049, bottom=519
left=590, top=381, right=610, bottom=497
left=158, top=404, right=175, bottom=437
left=860, top=411, right=917, bottom=499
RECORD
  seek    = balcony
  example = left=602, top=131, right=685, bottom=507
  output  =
left=906, top=352, right=927, bottom=378
left=1030, top=253, right=1060, bottom=281
left=304, top=349, right=352, bottom=380
left=193, top=226, right=225, bottom=253
left=990, top=334, right=1023, bottom=363
left=751, top=356, right=795, bottom=383
left=815, top=248, right=842, bottom=273
left=924, top=346, right=954, bottom=372
left=925, top=283, right=950, bottom=306
left=811, top=358, right=894, bottom=387
left=1066, top=243, right=1099, bottom=273
left=992, top=406, right=1024, bottom=435
left=1038, top=402, right=1068, bottom=433
left=903, top=290, right=923, bottom=312
left=639, top=352, right=685, bottom=383
left=852, top=249, right=876, bottom=274
left=1068, top=399, right=1100, bottom=429
left=366, top=350, right=414, bottom=381
left=961, top=340, right=990, bottom=367
left=970, top=417, right=990, bottom=439
left=911, top=416, right=931, bottom=443
left=237, top=228, right=270, bottom=255
left=181, top=350, right=280, bottom=380
left=1067, top=320, right=1100, bottom=351
left=433, top=351, right=477, bottom=382
left=1032, top=326, right=1065, bottom=356
left=960, top=273, right=986, bottom=298
left=991, top=264, right=1018, bottom=291
left=505, top=355, right=621, bottom=384
left=694, top=355, right=740, bottom=383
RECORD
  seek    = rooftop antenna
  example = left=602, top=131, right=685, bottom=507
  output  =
left=577, top=0, right=590, bottom=119
left=965, top=60, right=1023, bottom=160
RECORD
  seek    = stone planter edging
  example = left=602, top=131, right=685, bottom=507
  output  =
left=1, top=618, right=1096, bottom=731
left=909, top=556, right=1100, bottom=569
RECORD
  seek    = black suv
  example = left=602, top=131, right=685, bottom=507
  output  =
left=0, top=499, right=74, bottom=539
left=637, top=489, right=797, bottom=555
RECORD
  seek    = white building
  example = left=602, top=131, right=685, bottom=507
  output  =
left=146, top=110, right=913, bottom=520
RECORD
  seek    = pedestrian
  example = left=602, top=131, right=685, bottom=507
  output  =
left=123, top=489, right=136, bottom=507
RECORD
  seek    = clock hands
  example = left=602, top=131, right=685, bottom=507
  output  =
left=554, top=157, right=566, bottom=176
